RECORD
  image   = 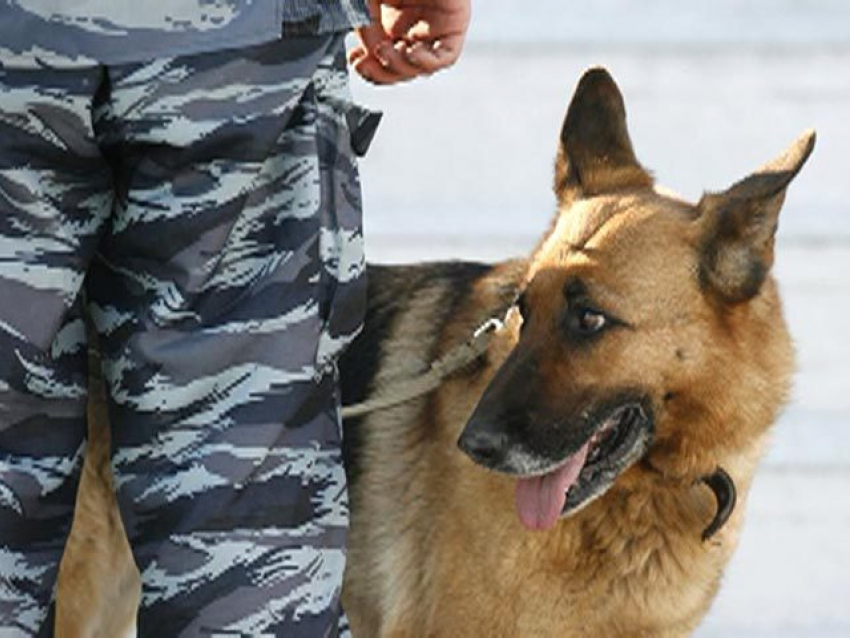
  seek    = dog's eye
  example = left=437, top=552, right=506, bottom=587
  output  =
left=566, top=305, right=609, bottom=338
left=578, top=308, right=606, bottom=333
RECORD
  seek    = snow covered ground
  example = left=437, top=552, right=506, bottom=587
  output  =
left=350, top=2, right=850, bottom=634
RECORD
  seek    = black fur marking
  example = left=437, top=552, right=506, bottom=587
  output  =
left=339, top=261, right=494, bottom=486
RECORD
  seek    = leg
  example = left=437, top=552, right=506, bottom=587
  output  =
left=55, top=346, right=141, bottom=638
left=0, top=66, right=111, bottom=634
left=87, top=35, right=368, bottom=636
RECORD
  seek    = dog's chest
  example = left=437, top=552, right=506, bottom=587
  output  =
left=430, top=489, right=729, bottom=636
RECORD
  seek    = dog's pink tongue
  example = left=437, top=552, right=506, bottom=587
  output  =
left=515, top=443, right=590, bottom=531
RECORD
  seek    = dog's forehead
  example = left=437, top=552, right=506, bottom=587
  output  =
left=529, top=192, right=699, bottom=302
left=537, top=193, right=685, bottom=263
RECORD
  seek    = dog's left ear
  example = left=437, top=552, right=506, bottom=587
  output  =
left=555, top=67, right=653, bottom=203
left=698, top=130, right=815, bottom=304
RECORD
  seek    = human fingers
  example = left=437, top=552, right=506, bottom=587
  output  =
left=404, top=33, right=464, bottom=74
left=352, top=0, right=468, bottom=83
left=352, top=20, right=402, bottom=84
left=352, top=52, right=408, bottom=85
left=348, top=45, right=368, bottom=66
left=352, top=38, right=425, bottom=84
left=377, top=40, right=427, bottom=81
left=355, top=21, right=390, bottom=61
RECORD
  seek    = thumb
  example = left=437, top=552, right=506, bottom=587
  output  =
left=355, top=21, right=390, bottom=55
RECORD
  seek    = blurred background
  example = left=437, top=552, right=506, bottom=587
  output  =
left=349, top=1, right=849, bottom=635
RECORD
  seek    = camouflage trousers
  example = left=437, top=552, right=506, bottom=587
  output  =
left=0, top=34, right=375, bottom=636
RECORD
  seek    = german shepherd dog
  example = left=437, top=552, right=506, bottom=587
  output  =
left=338, top=68, right=814, bottom=636
left=56, top=68, right=813, bottom=636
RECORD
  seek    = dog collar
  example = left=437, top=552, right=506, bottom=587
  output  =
left=641, top=460, right=737, bottom=541
left=699, top=466, right=737, bottom=541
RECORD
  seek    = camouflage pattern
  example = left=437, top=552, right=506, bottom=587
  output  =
left=0, top=32, right=375, bottom=636
left=0, top=1, right=371, bottom=68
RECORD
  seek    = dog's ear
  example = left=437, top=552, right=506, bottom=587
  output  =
left=698, top=130, right=815, bottom=304
left=554, top=67, right=652, bottom=203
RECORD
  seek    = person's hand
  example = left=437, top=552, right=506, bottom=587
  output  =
left=350, top=0, right=471, bottom=85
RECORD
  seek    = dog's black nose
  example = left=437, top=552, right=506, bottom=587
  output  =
left=458, top=427, right=510, bottom=468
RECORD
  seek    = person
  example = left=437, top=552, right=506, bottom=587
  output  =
left=0, top=1, right=470, bottom=635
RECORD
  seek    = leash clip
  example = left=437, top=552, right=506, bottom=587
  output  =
left=473, top=316, right=505, bottom=339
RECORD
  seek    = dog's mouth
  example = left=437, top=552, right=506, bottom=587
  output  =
left=513, top=404, right=653, bottom=531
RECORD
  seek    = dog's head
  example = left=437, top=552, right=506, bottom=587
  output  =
left=458, top=68, right=814, bottom=531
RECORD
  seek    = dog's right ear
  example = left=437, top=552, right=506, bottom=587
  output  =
left=554, top=68, right=652, bottom=204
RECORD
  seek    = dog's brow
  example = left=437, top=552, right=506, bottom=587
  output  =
left=563, top=277, right=587, bottom=298
left=572, top=276, right=626, bottom=314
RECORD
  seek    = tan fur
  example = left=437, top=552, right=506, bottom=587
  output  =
left=56, top=358, right=140, bottom=638
left=341, top=69, right=812, bottom=636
